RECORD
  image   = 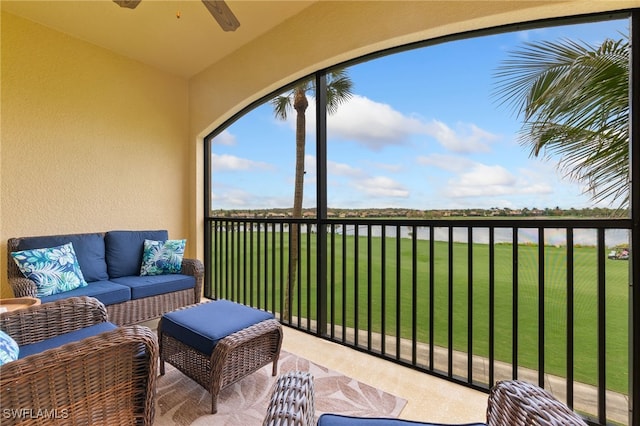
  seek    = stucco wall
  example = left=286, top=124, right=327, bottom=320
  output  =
left=1, top=12, right=190, bottom=297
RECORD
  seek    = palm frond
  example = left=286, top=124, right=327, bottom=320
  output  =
left=493, top=35, right=629, bottom=209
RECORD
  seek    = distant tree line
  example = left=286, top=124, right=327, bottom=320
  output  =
left=212, top=206, right=627, bottom=219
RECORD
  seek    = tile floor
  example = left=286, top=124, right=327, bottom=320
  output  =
left=281, top=326, right=488, bottom=423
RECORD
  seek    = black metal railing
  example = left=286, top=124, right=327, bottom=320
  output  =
left=205, top=216, right=632, bottom=425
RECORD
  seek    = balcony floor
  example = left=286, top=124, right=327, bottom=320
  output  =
left=281, top=326, right=488, bottom=423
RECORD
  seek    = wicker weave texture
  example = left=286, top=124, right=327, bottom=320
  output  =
left=0, top=298, right=158, bottom=425
left=262, top=374, right=589, bottom=426
left=159, top=313, right=283, bottom=414
left=486, top=380, right=588, bottom=426
left=0, top=296, right=107, bottom=346
left=263, top=371, right=315, bottom=426
left=7, top=235, right=205, bottom=326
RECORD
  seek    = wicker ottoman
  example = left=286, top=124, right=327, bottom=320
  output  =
left=158, top=300, right=283, bottom=414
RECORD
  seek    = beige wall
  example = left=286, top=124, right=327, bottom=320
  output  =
left=1, top=12, right=190, bottom=297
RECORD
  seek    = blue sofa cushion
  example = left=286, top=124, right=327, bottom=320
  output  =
left=18, top=322, right=118, bottom=359
left=15, top=233, right=108, bottom=282
left=318, top=415, right=487, bottom=426
left=161, top=300, right=274, bottom=356
left=105, top=230, right=168, bottom=278
left=111, top=274, right=195, bottom=299
left=40, top=280, right=131, bottom=306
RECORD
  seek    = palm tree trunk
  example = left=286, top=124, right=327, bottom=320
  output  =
left=285, top=88, right=308, bottom=319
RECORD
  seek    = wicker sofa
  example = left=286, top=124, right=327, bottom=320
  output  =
left=0, top=297, right=158, bottom=425
left=263, top=371, right=588, bottom=426
left=7, top=230, right=203, bottom=325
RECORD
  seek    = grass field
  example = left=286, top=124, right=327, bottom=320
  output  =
left=213, top=230, right=630, bottom=394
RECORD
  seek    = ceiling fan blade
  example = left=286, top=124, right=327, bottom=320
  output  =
left=112, top=0, right=141, bottom=9
left=202, top=0, right=240, bottom=32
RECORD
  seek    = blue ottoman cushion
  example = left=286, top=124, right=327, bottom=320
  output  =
left=318, top=415, right=487, bottom=426
left=18, top=322, right=118, bottom=359
left=161, top=300, right=275, bottom=356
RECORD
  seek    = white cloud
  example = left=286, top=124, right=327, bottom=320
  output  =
left=300, top=95, right=498, bottom=153
left=212, top=183, right=295, bottom=210
left=446, top=163, right=553, bottom=198
left=328, top=160, right=366, bottom=178
left=211, top=153, right=274, bottom=172
left=372, top=162, right=404, bottom=173
left=419, top=155, right=554, bottom=200
left=417, top=154, right=474, bottom=172
left=327, top=95, right=427, bottom=150
left=212, top=130, right=236, bottom=146
left=353, top=176, right=409, bottom=198
left=456, top=164, right=516, bottom=187
left=424, top=121, right=498, bottom=153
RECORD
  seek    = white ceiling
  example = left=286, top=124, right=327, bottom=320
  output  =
left=1, top=0, right=316, bottom=78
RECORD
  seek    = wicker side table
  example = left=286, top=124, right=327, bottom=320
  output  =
left=158, top=300, right=283, bottom=414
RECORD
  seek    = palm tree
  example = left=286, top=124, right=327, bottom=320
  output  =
left=271, top=70, right=353, bottom=318
left=493, top=35, right=629, bottom=209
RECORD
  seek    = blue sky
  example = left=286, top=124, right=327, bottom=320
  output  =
left=211, top=18, right=628, bottom=211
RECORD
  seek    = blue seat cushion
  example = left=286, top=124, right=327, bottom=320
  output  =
left=318, top=415, right=486, bottom=426
left=15, top=233, right=108, bottom=282
left=18, top=322, right=118, bottom=359
left=40, top=280, right=131, bottom=306
left=104, top=230, right=168, bottom=278
left=161, top=300, right=275, bottom=356
left=111, top=274, right=195, bottom=299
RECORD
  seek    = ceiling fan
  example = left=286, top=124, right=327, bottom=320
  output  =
left=113, top=0, right=240, bottom=32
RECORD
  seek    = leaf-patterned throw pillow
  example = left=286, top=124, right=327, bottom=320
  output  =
left=140, top=239, right=186, bottom=276
left=11, top=242, right=88, bottom=297
left=0, top=330, right=19, bottom=365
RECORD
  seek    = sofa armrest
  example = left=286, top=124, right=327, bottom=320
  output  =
left=0, top=296, right=108, bottom=346
left=0, top=325, right=158, bottom=426
left=181, top=257, right=204, bottom=302
left=263, top=371, right=315, bottom=426
left=486, top=380, right=587, bottom=426
left=7, top=276, right=38, bottom=298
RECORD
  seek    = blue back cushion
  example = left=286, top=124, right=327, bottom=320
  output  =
left=104, top=230, right=168, bottom=278
left=15, top=233, right=108, bottom=282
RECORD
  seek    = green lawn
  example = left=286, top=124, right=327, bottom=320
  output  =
left=214, top=231, right=630, bottom=394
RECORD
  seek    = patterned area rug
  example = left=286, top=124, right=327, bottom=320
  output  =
left=155, top=350, right=407, bottom=425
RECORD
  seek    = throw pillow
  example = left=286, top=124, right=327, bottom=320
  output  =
left=140, top=239, right=186, bottom=276
left=0, top=330, right=19, bottom=365
left=11, top=242, right=88, bottom=297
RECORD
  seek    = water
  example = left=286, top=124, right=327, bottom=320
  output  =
left=235, top=223, right=630, bottom=248
left=337, top=225, right=630, bottom=248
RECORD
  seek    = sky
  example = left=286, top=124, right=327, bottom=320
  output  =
left=211, top=17, right=628, bottom=212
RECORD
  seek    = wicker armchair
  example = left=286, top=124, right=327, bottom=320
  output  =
left=263, top=372, right=588, bottom=426
left=0, top=297, right=158, bottom=425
